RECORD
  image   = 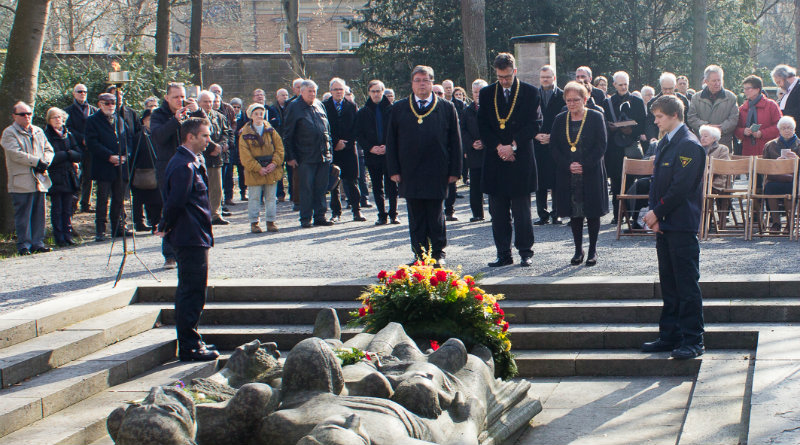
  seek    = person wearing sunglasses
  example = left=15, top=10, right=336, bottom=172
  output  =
left=64, top=83, right=97, bottom=213
left=2, top=101, right=55, bottom=255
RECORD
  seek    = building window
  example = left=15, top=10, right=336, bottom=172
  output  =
left=282, top=29, right=307, bottom=52
left=338, top=28, right=361, bottom=50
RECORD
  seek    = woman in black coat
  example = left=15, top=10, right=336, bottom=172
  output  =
left=130, top=109, right=162, bottom=231
left=44, top=107, right=82, bottom=246
left=551, top=81, right=609, bottom=266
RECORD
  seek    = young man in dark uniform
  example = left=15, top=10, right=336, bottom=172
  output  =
left=478, top=53, right=541, bottom=267
left=156, top=118, right=219, bottom=362
left=642, top=95, right=706, bottom=360
left=386, top=65, right=462, bottom=266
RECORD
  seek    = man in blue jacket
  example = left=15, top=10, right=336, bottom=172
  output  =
left=642, top=95, right=706, bottom=360
left=156, top=117, right=219, bottom=362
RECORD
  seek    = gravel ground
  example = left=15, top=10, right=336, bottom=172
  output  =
left=1, top=184, right=797, bottom=314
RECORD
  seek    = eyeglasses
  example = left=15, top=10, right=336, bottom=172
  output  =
left=412, top=78, right=432, bottom=84
left=14, top=112, right=32, bottom=116
left=75, top=90, right=87, bottom=94
left=369, top=90, right=383, bottom=93
left=434, top=91, right=444, bottom=96
left=100, top=101, right=116, bottom=106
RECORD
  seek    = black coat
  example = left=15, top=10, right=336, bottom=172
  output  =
left=535, top=87, right=566, bottom=189
left=356, top=96, right=392, bottom=168
left=461, top=102, right=483, bottom=169
left=132, top=129, right=157, bottom=169
left=781, top=82, right=800, bottom=137
left=386, top=96, right=462, bottom=199
left=64, top=100, right=97, bottom=150
left=203, top=109, right=233, bottom=168
left=283, top=98, right=332, bottom=164
left=477, top=79, right=541, bottom=197
left=603, top=93, right=647, bottom=149
left=551, top=109, right=609, bottom=218
left=590, top=87, right=606, bottom=106
left=150, top=100, right=205, bottom=174
left=645, top=92, right=690, bottom=140
left=44, top=125, right=82, bottom=194
left=85, top=111, right=133, bottom=182
left=268, top=102, right=288, bottom=136
left=323, top=97, right=359, bottom=179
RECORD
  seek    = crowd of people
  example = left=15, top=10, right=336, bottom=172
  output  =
left=2, top=58, right=799, bottom=265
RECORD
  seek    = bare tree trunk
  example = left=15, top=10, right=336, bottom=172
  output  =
left=282, top=0, right=306, bottom=77
left=629, top=0, right=639, bottom=89
left=155, top=0, right=170, bottom=70
left=691, top=0, right=708, bottom=90
left=460, top=0, right=487, bottom=85
left=0, top=0, right=52, bottom=234
left=189, top=0, right=203, bottom=85
left=795, top=0, right=800, bottom=66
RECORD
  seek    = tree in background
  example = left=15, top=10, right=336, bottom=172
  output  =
left=0, top=0, right=52, bottom=233
left=282, top=0, right=306, bottom=77
left=461, top=0, right=488, bottom=85
left=188, top=0, right=203, bottom=85
left=155, top=0, right=171, bottom=69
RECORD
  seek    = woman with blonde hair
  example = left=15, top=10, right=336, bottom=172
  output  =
left=239, top=103, right=285, bottom=233
left=44, top=107, right=82, bottom=246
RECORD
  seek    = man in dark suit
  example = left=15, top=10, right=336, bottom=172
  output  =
left=269, top=88, right=291, bottom=202
left=324, top=78, right=365, bottom=222
left=642, top=95, right=706, bottom=360
left=645, top=73, right=690, bottom=141
left=462, top=79, right=487, bottom=222
left=575, top=66, right=607, bottom=107
left=478, top=53, right=541, bottom=267
left=772, top=64, right=800, bottom=136
left=386, top=65, right=462, bottom=266
left=156, top=117, right=219, bottom=362
left=534, top=65, right=566, bottom=225
left=65, top=83, right=97, bottom=213
left=603, top=71, right=647, bottom=224
left=85, top=93, right=134, bottom=241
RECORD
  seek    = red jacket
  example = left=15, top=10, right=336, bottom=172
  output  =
left=735, top=95, right=782, bottom=156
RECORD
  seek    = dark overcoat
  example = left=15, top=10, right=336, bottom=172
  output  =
left=551, top=109, right=609, bottom=218
left=477, top=79, right=540, bottom=197
left=460, top=102, right=483, bottom=169
left=44, top=125, right=82, bottom=193
left=64, top=101, right=97, bottom=149
left=85, top=111, right=133, bottom=182
left=535, top=86, right=566, bottom=189
left=356, top=96, right=392, bottom=169
left=323, top=97, right=359, bottom=179
left=385, top=96, right=462, bottom=199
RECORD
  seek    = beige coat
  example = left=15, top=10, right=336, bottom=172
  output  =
left=687, top=88, right=740, bottom=147
left=705, top=142, right=731, bottom=190
left=2, top=123, right=54, bottom=193
left=238, top=121, right=285, bottom=186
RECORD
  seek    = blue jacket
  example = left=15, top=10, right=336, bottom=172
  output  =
left=158, top=146, right=214, bottom=248
left=648, top=124, right=706, bottom=232
left=85, top=111, right=133, bottom=182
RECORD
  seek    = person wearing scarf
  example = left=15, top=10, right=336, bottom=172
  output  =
left=761, top=116, right=800, bottom=232
left=734, top=75, right=781, bottom=157
left=44, top=107, right=82, bottom=246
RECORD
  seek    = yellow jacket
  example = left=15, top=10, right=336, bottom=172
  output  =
left=238, top=121, right=284, bottom=186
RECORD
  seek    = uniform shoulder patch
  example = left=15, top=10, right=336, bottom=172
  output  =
left=679, top=156, right=692, bottom=167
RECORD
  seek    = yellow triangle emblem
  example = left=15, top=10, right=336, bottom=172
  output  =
left=680, top=156, right=692, bottom=167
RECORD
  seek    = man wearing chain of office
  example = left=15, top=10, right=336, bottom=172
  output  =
left=478, top=52, right=541, bottom=267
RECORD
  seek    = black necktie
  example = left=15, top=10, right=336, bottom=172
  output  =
left=504, top=89, right=510, bottom=103
left=418, top=100, right=427, bottom=110
left=657, top=137, right=669, bottom=154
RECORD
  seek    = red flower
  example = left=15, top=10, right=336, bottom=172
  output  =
left=377, top=270, right=388, bottom=280
left=497, top=307, right=505, bottom=316
left=502, top=321, right=509, bottom=333
left=430, top=340, right=440, bottom=351
left=413, top=272, right=425, bottom=282
left=435, top=270, right=448, bottom=282
left=465, top=278, right=475, bottom=287
left=368, top=304, right=374, bottom=314
left=358, top=307, right=367, bottom=317
left=451, top=280, right=459, bottom=287
left=414, top=260, right=423, bottom=266
left=429, top=276, right=439, bottom=286
left=494, top=302, right=501, bottom=313
left=474, top=295, right=483, bottom=301
left=394, top=268, right=407, bottom=279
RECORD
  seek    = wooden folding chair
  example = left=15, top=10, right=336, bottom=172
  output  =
left=748, top=158, right=799, bottom=240
left=616, top=157, right=655, bottom=239
left=702, top=157, right=753, bottom=240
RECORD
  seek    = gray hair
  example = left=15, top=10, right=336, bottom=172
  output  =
left=442, top=79, right=454, bottom=88
left=540, top=65, right=556, bottom=75
left=300, top=79, right=318, bottom=91
left=778, top=115, right=796, bottom=130
left=699, top=124, right=721, bottom=142
left=575, top=66, right=593, bottom=79
left=384, top=89, right=394, bottom=96
left=144, top=96, right=159, bottom=105
left=197, top=90, right=215, bottom=102
left=230, top=97, right=243, bottom=106
left=411, top=65, right=435, bottom=81
left=613, top=71, right=629, bottom=84
left=73, top=83, right=87, bottom=93
left=659, top=72, right=677, bottom=87
left=277, top=88, right=288, bottom=96
left=472, top=79, right=488, bottom=89
left=329, top=77, right=346, bottom=89
left=771, top=64, right=797, bottom=80
left=641, top=86, right=655, bottom=96
left=12, top=101, right=30, bottom=113
left=704, top=65, right=724, bottom=80
left=208, top=83, right=222, bottom=94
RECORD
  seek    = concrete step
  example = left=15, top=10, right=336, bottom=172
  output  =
left=0, top=356, right=219, bottom=445
left=0, top=305, right=161, bottom=388
left=0, top=328, right=176, bottom=438
left=153, top=301, right=362, bottom=326
left=198, top=324, right=362, bottom=351
left=514, top=349, right=721, bottom=377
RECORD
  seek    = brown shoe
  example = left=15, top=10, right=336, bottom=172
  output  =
left=267, top=222, right=279, bottom=232
left=251, top=222, right=263, bottom=233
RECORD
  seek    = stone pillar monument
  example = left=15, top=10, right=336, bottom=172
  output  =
left=510, top=34, right=558, bottom=87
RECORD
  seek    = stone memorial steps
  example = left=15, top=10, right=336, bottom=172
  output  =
left=0, top=305, right=162, bottom=389
left=0, top=351, right=219, bottom=445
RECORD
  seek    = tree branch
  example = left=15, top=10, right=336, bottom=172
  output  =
left=0, top=3, right=14, bottom=13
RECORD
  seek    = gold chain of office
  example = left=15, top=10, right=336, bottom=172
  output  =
left=565, top=108, right=588, bottom=153
left=494, top=78, right=520, bottom=130
left=409, top=95, right=439, bottom=124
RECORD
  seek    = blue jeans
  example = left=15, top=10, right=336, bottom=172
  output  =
left=297, top=161, right=330, bottom=223
left=248, top=183, right=278, bottom=223
left=11, top=192, right=46, bottom=250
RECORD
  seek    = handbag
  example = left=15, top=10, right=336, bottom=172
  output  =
left=254, top=155, right=274, bottom=167
left=132, top=168, right=158, bottom=190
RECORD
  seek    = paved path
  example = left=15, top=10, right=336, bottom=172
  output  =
left=1, top=186, right=797, bottom=314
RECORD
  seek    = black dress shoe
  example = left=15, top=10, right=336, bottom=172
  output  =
left=179, top=346, right=220, bottom=362
left=446, top=214, right=458, bottom=221
left=135, top=224, right=153, bottom=232
left=552, top=217, right=563, bottom=225
left=18, top=248, right=30, bottom=256
left=534, top=218, right=549, bottom=225
left=330, top=215, right=341, bottom=222
left=488, top=257, right=513, bottom=267
left=623, top=222, right=644, bottom=234
left=31, top=246, right=51, bottom=253
left=375, top=218, right=388, bottom=226
left=671, top=343, right=705, bottom=360
left=641, top=339, right=678, bottom=353
left=211, top=218, right=230, bottom=225
left=570, top=251, right=585, bottom=265
left=469, top=217, right=484, bottom=222
left=221, top=210, right=232, bottom=217
left=585, top=252, right=597, bottom=266
left=301, top=221, right=313, bottom=228
left=314, top=219, right=334, bottom=226
left=433, top=257, right=446, bottom=268
left=610, top=218, right=618, bottom=225
left=390, top=217, right=401, bottom=225
left=95, top=234, right=106, bottom=242
left=361, top=201, right=373, bottom=208
left=65, top=239, right=77, bottom=246
left=353, top=212, right=367, bottom=222
left=520, top=256, right=533, bottom=267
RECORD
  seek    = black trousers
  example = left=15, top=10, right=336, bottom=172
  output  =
left=132, top=186, right=162, bottom=228
left=469, top=167, right=484, bottom=219
left=445, top=182, right=457, bottom=215
left=49, top=192, right=75, bottom=244
left=535, top=187, right=557, bottom=220
left=366, top=161, right=398, bottom=219
left=331, top=177, right=361, bottom=217
left=174, top=246, right=209, bottom=352
left=79, top=156, right=93, bottom=210
left=222, top=162, right=234, bottom=201
left=606, top=145, right=624, bottom=217
left=95, top=176, right=126, bottom=235
left=236, top=163, right=247, bottom=199
left=626, top=177, right=651, bottom=221
left=489, top=194, right=534, bottom=259
left=406, top=198, right=446, bottom=259
left=656, top=231, right=704, bottom=346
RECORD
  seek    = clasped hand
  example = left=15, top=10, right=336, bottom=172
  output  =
left=497, top=144, right=515, bottom=162
left=569, top=162, right=583, bottom=174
